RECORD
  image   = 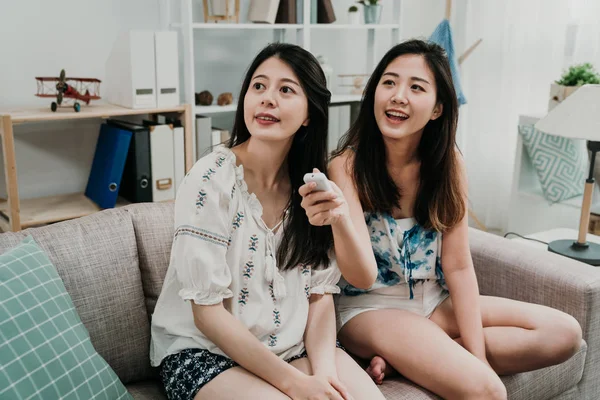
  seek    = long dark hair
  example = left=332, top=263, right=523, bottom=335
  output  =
left=333, top=39, right=464, bottom=232
left=229, top=43, right=333, bottom=270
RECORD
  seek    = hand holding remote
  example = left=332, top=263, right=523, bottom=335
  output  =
left=299, top=168, right=349, bottom=227
left=303, top=172, right=333, bottom=192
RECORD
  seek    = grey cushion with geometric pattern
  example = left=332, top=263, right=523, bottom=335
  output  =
left=519, top=124, right=587, bottom=203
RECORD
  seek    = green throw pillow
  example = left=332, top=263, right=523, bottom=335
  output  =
left=519, top=124, right=587, bottom=203
left=0, top=236, right=132, bottom=400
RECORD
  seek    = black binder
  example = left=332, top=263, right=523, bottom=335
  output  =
left=108, top=119, right=153, bottom=203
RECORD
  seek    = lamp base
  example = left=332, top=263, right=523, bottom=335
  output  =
left=548, top=240, right=600, bottom=266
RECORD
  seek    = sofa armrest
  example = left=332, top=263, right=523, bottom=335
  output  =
left=469, top=228, right=600, bottom=316
left=469, top=228, right=600, bottom=395
left=469, top=227, right=600, bottom=340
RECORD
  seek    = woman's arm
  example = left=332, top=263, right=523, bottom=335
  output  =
left=192, top=303, right=305, bottom=393
left=441, top=161, right=487, bottom=363
left=303, top=294, right=352, bottom=399
left=328, top=155, right=378, bottom=288
left=300, top=155, right=377, bottom=289
left=442, top=217, right=487, bottom=361
left=304, top=294, right=338, bottom=377
left=192, top=302, right=350, bottom=399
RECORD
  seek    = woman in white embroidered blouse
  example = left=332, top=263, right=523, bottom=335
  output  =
left=150, top=43, right=384, bottom=400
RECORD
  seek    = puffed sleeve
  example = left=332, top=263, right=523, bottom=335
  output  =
left=171, top=150, right=237, bottom=305
left=309, top=252, right=342, bottom=295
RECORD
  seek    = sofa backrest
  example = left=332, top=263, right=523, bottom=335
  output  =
left=0, top=208, right=154, bottom=384
left=124, top=202, right=174, bottom=316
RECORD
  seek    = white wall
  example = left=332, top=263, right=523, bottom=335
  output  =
left=0, top=0, right=456, bottom=200
left=0, top=0, right=162, bottom=199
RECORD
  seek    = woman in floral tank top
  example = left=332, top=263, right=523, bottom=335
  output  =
left=302, top=40, right=583, bottom=400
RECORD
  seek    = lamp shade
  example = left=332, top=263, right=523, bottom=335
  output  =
left=535, top=84, right=600, bottom=140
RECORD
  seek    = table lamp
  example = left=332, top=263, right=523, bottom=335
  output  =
left=535, top=84, right=600, bottom=265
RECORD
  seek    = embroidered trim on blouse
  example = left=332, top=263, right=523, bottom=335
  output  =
left=175, top=225, right=230, bottom=248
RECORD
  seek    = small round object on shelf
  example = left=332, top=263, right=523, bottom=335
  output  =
left=217, top=92, right=233, bottom=106
left=51, top=102, right=58, bottom=112
left=196, top=90, right=213, bottom=106
left=74, top=103, right=81, bottom=112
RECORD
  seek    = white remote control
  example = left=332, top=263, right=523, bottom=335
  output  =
left=303, top=172, right=332, bottom=192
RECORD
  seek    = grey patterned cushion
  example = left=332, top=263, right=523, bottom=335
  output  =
left=518, top=124, right=587, bottom=203
left=0, top=209, right=153, bottom=384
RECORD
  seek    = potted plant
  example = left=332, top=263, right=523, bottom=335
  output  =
left=348, top=5, right=360, bottom=25
left=549, top=63, right=600, bottom=110
left=357, top=0, right=381, bottom=25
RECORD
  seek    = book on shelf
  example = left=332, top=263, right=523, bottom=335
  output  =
left=160, top=116, right=185, bottom=195
left=85, top=124, right=133, bottom=209
left=317, top=0, right=336, bottom=24
left=154, top=31, right=180, bottom=108
left=211, top=127, right=231, bottom=147
left=143, top=121, right=176, bottom=203
left=275, top=0, right=296, bottom=24
left=248, top=0, right=281, bottom=24
left=173, top=124, right=185, bottom=195
left=296, top=0, right=303, bottom=23
left=108, top=118, right=184, bottom=203
left=108, top=119, right=153, bottom=204
left=196, top=115, right=213, bottom=160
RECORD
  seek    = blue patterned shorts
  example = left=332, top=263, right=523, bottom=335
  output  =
left=160, top=348, right=308, bottom=400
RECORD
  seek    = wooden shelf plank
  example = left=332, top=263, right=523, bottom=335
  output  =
left=0, top=193, right=130, bottom=229
left=0, top=104, right=186, bottom=124
left=0, top=104, right=191, bottom=231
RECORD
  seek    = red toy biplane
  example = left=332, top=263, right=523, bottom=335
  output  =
left=35, top=69, right=101, bottom=112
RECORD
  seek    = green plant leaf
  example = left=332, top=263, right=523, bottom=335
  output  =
left=556, top=63, right=600, bottom=86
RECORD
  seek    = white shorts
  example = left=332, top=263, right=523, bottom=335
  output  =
left=335, top=280, right=449, bottom=332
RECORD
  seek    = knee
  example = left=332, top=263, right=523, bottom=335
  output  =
left=464, top=373, right=507, bottom=400
left=546, top=313, right=582, bottom=362
left=482, top=378, right=508, bottom=400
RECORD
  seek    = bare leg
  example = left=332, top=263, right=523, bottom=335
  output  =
left=339, top=309, right=507, bottom=400
left=290, top=348, right=386, bottom=399
left=195, top=366, right=289, bottom=400
left=430, top=296, right=582, bottom=375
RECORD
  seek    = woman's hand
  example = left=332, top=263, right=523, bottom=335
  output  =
left=300, top=168, right=350, bottom=227
left=286, top=374, right=353, bottom=400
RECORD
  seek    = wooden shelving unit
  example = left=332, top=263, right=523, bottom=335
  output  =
left=168, top=0, right=402, bottom=137
left=0, top=103, right=194, bottom=232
